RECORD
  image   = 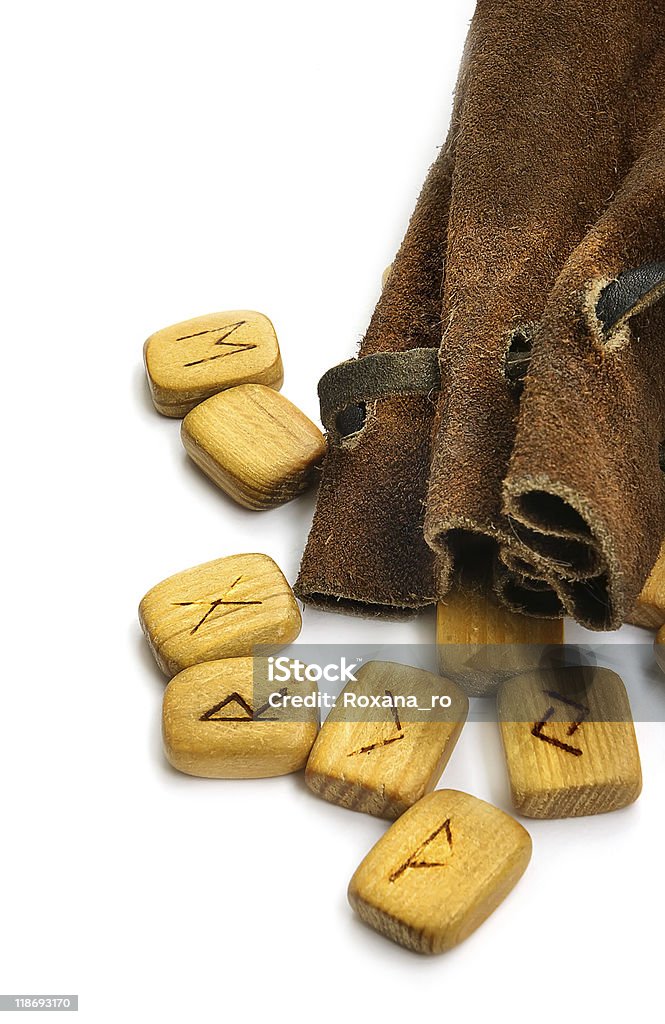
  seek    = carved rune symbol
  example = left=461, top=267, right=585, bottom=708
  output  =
left=199, top=688, right=288, bottom=723
left=347, top=690, right=405, bottom=757
left=179, top=320, right=257, bottom=367
left=531, top=689, right=591, bottom=757
left=173, top=575, right=262, bottom=634
left=389, top=818, right=454, bottom=883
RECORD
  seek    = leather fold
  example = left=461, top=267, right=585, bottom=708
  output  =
left=298, top=0, right=665, bottom=631
left=294, top=143, right=455, bottom=615
left=502, top=119, right=665, bottom=628
left=423, top=0, right=665, bottom=630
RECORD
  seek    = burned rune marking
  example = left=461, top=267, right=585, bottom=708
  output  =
left=179, top=320, right=257, bottom=367
left=389, top=818, right=454, bottom=883
left=200, top=691, right=254, bottom=722
left=531, top=689, right=591, bottom=757
left=387, top=692, right=402, bottom=732
left=347, top=690, right=405, bottom=757
left=199, top=687, right=288, bottom=723
left=348, top=734, right=404, bottom=757
left=173, top=575, right=262, bottom=634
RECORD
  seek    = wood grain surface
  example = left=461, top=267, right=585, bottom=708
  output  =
left=655, top=624, right=665, bottom=672
left=348, top=789, right=532, bottom=954
left=162, top=657, right=318, bottom=778
left=139, top=553, right=301, bottom=677
left=436, top=584, right=564, bottom=696
left=305, top=662, right=468, bottom=819
left=626, top=540, right=665, bottom=629
left=144, top=310, right=283, bottom=416
left=498, top=666, right=642, bottom=818
left=181, top=384, right=326, bottom=509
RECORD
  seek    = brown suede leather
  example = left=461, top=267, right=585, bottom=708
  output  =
left=295, top=142, right=453, bottom=614
left=424, top=0, right=665, bottom=630
left=502, top=162, right=665, bottom=628
left=298, top=0, right=665, bottom=629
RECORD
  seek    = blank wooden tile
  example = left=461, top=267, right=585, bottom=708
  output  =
left=162, top=657, right=318, bottom=778
left=498, top=666, right=642, bottom=818
left=437, top=584, right=564, bottom=696
left=348, top=790, right=532, bottom=954
left=305, top=662, right=468, bottom=819
left=626, top=539, right=665, bottom=628
left=144, top=310, right=283, bottom=417
left=139, top=553, right=301, bottom=678
left=181, top=384, right=326, bottom=510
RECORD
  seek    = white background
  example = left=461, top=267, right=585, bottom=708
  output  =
left=2, top=1, right=663, bottom=1021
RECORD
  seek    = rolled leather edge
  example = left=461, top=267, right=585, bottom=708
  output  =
left=421, top=0, right=645, bottom=603
left=504, top=297, right=665, bottom=630
left=503, top=114, right=665, bottom=630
